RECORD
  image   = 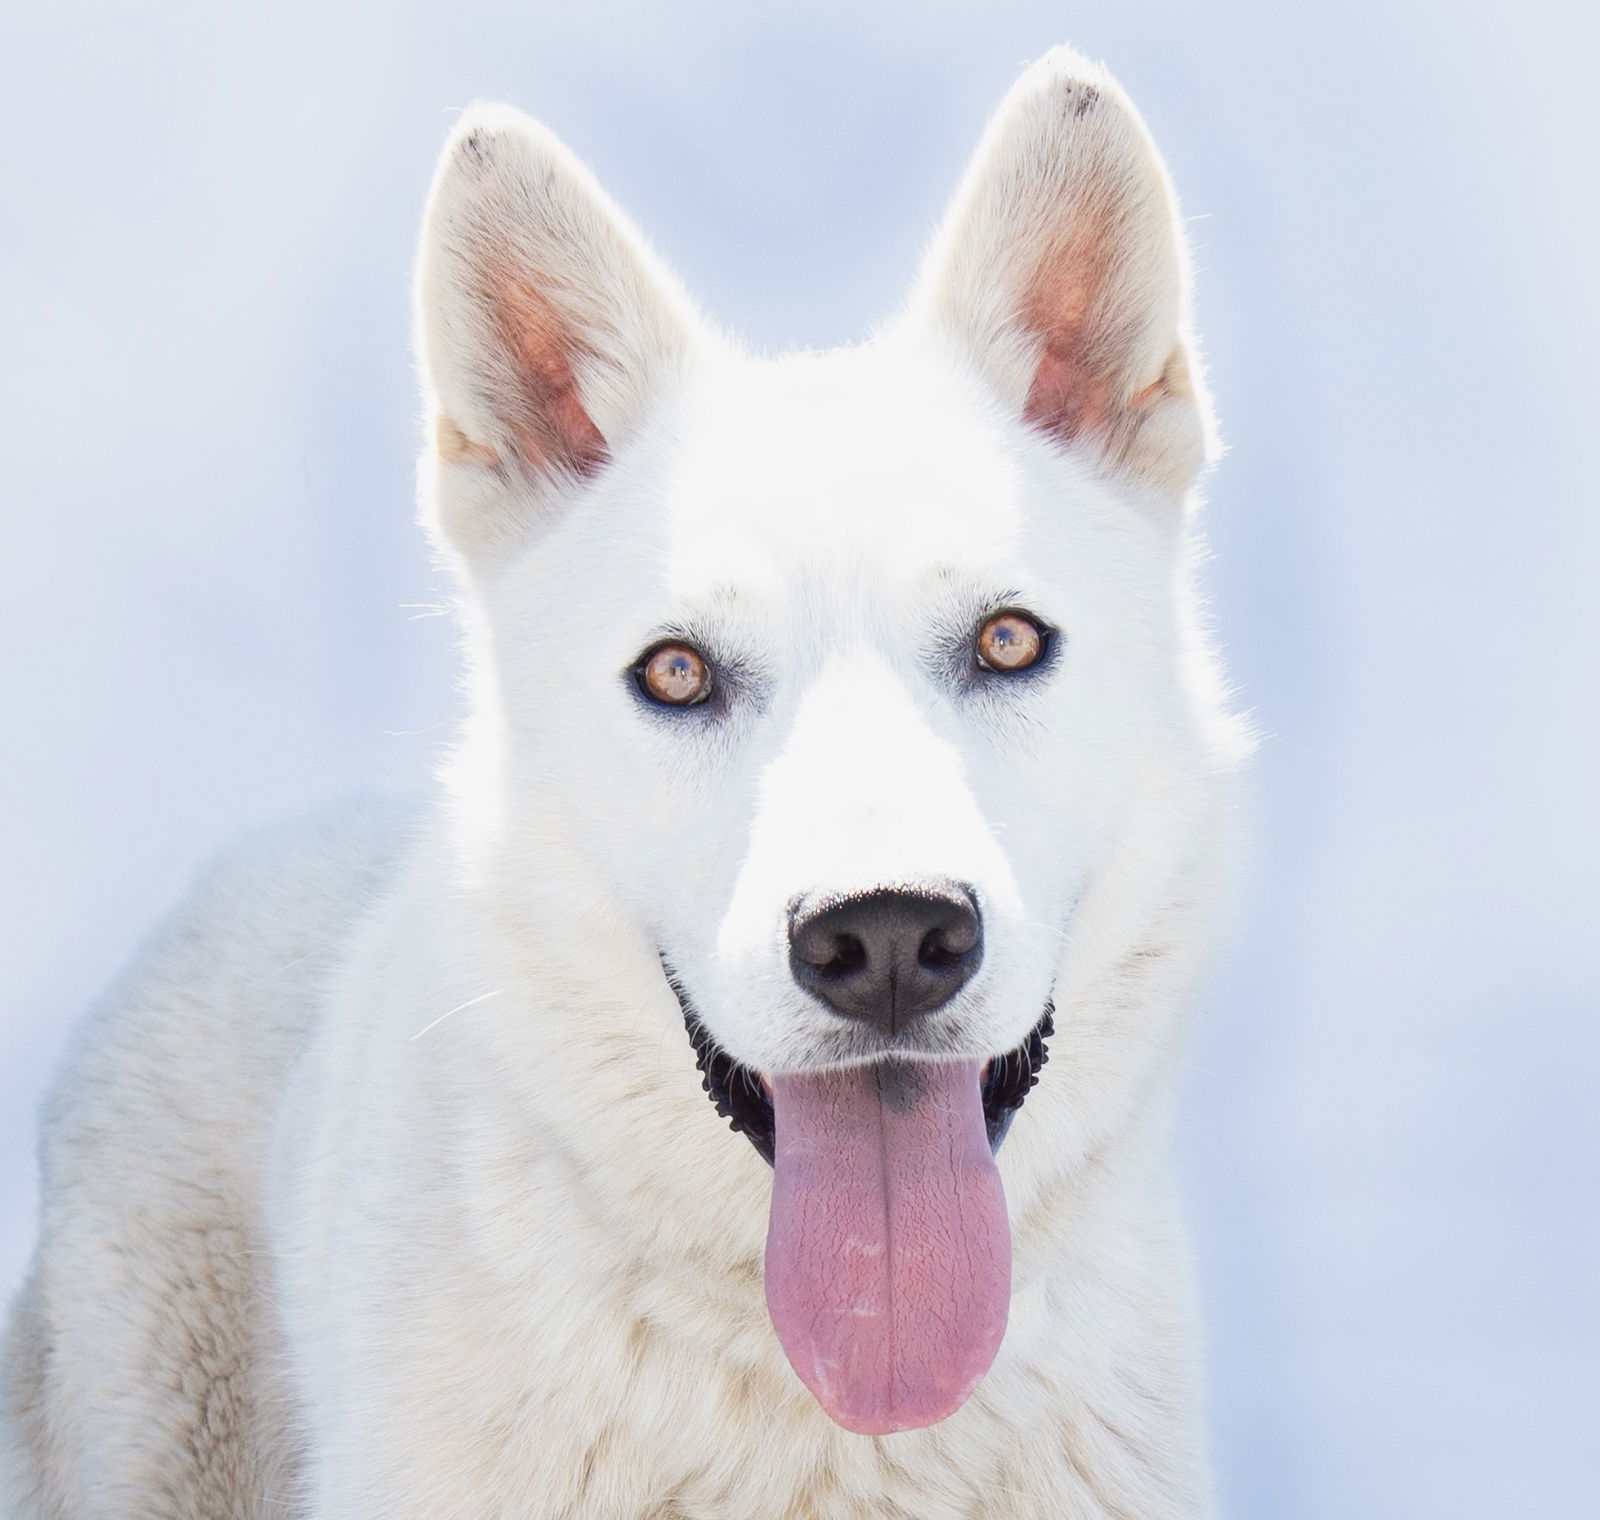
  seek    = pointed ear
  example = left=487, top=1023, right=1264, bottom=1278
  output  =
left=416, top=105, right=704, bottom=557
left=910, top=49, right=1215, bottom=498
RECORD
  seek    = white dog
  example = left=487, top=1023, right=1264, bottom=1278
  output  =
left=1, top=45, right=1245, bottom=1518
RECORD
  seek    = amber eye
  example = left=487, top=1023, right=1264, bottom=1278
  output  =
left=975, top=611, right=1047, bottom=674
left=639, top=643, right=712, bottom=706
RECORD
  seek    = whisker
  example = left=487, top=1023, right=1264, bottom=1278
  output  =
left=409, top=989, right=502, bottom=1041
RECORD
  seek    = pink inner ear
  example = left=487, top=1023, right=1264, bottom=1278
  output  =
left=491, top=274, right=610, bottom=480
left=1017, top=232, right=1120, bottom=444
left=1016, top=226, right=1134, bottom=449
left=1023, top=336, right=1115, bottom=444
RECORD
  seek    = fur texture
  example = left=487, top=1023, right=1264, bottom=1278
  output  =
left=1, top=46, right=1245, bottom=1518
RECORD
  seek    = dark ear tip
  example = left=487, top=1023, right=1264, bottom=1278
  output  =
left=445, top=104, right=538, bottom=175
left=446, top=121, right=501, bottom=180
left=1064, top=82, right=1101, bottom=119
left=1020, top=49, right=1135, bottom=140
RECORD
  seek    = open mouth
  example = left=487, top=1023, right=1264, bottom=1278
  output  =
left=664, top=962, right=1054, bottom=1435
left=669, top=967, right=1053, bottom=1166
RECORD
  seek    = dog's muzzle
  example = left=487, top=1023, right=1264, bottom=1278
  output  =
left=664, top=959, right=1052, bottom=1164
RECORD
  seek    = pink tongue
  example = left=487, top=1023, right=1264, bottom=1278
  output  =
left=765, top=1060, right=1010, bottom=1435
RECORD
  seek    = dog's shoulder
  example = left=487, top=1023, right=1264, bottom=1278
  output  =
left=7, top=796, right=422, bottom=1514
left=39, top=792, right=423, bottom=1182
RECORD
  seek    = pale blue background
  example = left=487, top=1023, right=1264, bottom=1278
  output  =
left=2, top=2, right=1596, bottom=1514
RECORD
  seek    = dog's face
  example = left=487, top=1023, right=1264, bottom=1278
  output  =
left=476, top=350, right=1185, bottom=1084
left=415, top=50, right=1226, bottom=1433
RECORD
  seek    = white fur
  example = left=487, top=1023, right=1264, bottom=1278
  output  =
left=1, top=46, right=1246, bottom=1518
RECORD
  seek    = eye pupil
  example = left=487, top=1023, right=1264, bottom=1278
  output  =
left=640, top=643, right=712, bottom=706
left=976, top=612, right=1046, bottom=673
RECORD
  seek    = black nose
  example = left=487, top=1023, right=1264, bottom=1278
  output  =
left=789, top=885, right=983, bottom=1036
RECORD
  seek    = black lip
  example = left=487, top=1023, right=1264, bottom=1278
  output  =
left=664, top=960, right=1053, bottom=1166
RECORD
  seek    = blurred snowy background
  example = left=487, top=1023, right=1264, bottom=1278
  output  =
left=2, top=1, right=1596, bottom=1513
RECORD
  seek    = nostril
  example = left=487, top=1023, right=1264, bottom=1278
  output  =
left=921, top=896, right=979, bottom=972
left=815, top=933, right=867, bottom=980
left=918, top=914, right=978, bottom=971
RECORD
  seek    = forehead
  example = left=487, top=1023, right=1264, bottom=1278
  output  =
left=643, top=346, right=1032, bottom=597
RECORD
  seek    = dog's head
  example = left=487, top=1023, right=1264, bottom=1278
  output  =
left=414, top=48, right=1236, bottom=1434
